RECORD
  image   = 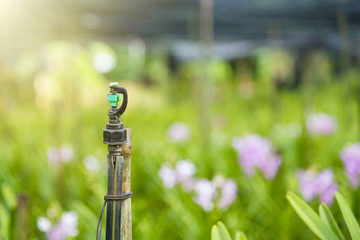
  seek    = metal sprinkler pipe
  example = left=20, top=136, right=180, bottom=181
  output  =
left=97, top=82, right=132, bottom=240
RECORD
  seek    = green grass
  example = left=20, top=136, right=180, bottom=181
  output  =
left=0, top=44, right=360, bottom=239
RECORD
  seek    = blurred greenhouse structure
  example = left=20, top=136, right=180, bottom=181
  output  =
left=2, top=0, right=360, bottom=239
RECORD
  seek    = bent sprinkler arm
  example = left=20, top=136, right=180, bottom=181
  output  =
left=108, top=84, right=128, bottom=117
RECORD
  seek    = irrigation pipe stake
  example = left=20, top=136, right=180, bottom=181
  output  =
left=97, top=82, right=132, bottom=240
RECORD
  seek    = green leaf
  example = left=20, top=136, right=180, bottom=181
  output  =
left=287, top=192, right=339, bottom=240
left=217, top=221, right=232, bottom=240
left=319, top=204, right=345, bottom=240
left=0, top=184, right=16, bottom=210
left=0, top=204, right=9, bottom=240
left=335, top=192, right=360, bottom=240
left=211, top=222, right=235, bottom=240
left=235, top=231, right=248, bottom=240
left=211, top=225, right=221, bottom=240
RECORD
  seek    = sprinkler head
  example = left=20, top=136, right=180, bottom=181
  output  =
left=104, top=84, right=128, bottom=145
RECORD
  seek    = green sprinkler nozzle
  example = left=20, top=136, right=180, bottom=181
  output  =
left=107, top=93, right=121, bottom=107
left=107, top=82, right=121, bottom=107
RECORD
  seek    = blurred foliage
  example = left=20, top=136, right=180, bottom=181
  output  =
left=0, top=41, right=360, bottom=240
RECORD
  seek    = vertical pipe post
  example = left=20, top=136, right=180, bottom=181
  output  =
left=106, top=147, right=123, bottom=240
left=120, top=129, right=132, bottom=239
left=101, top=83, right=130, bottom=240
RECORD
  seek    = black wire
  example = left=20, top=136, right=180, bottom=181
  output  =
left=96, top=192, right=133, bottom=240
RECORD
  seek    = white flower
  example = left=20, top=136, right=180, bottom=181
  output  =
left=84, top=155, right=100, bottom=172
left=93, top=52, right=116, bottom=73
left=59, top=146, right=74, bottom=163
left=193, top=179, right=217, bottom=212
left=47, top=211, right=78, bottom=240
left=158, top=165, right=177, bottom=188
left=218, top=179, right=238, bottom=209
left=37, top=217, right=51, bottom=232
left=47, top=145, right=74, bottom=166
left=167, top=122, right=190, bottom=143
left=159, top=160, right=197, bottom=191
left=38, top=211, right=78, bottom=240
left=175, top=160, right=196, bottom=182
left=306, top=113, right=337, bottom=136
left=47, top=147, right=60, bottom=165
left=60, top=212, right=78, bottom=237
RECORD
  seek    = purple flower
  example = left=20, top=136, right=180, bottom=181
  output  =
left=232, top=134, right=282, bottom=179
left=159, top=161, right=238, bottom=211
left=193, top=179, right=217, bottom=212
left=217, top=179, right=238, bottom=210
left=297, top=169, right=338, bottom=205
left=167, top=122, right=190, bottom=143
left=175, top=160, right=196, bottom=182
left=259, top=154, right=282, bottom=179
left=175, top=160, right=196, bottom=191
left=340, top=143, right=360, bottom=187
left=158, top=160, right=196, bottom=190
left=37, top=211, right=78, bottom=240
left=59, top=146, right=74, bottom=163
left=181, top=178, right=196, bottom=192
left=306, top=113, right=337, bottom=136
left=47, top=145, right=74, bottom=166
left=192, top=176, right=238, bottom=211
left=158, top=164, right=177, bottom=188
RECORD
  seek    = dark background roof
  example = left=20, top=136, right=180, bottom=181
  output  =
left=1, top=0, right=360, bottom=56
